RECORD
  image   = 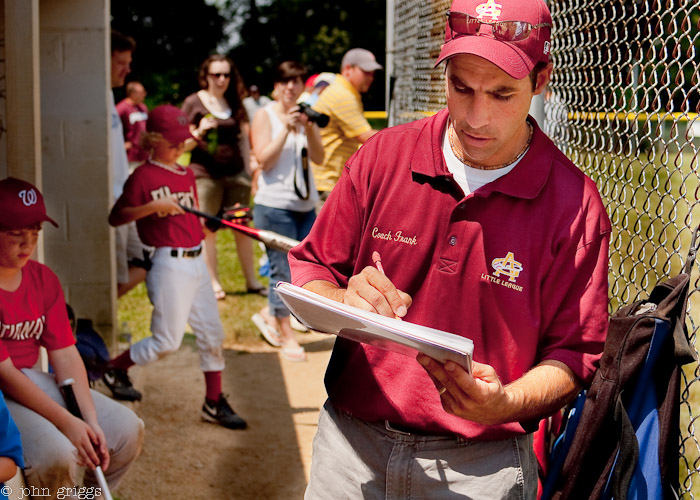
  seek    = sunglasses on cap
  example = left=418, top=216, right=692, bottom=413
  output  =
left=447, top=11, right=551, bottom=42
left=208, top=72, right=231, bottom=79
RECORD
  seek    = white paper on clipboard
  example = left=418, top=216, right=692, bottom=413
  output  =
left=275, top=282, right=473, bottom=373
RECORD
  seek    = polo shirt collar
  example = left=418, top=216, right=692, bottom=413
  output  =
left=410, top=109, right=554, bottom=200
left=336, top=74, right=362, bottom=101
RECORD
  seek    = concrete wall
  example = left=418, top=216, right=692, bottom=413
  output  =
left=0, top=0, right=115, bottom=341
left=0, top=0, right=6, bottom=179
left=39, top=0, right=115, bottom=339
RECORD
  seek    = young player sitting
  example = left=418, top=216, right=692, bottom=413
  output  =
left=0, top=177, right=144, bottom=495
left=107, top=105, right=247, bottom=430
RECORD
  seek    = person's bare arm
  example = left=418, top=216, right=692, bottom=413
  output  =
left=0, top=356, right=105, bottom=469
left=50, top=346, right=110, bottom=470
left=109, top=196, right=184, bottom=227
left=355, top=129, right=378, bottom=144
left=304, top=121, right=324, bottom=165
left=251, top=106, right=292, bottom=171
left=0, top=457, right=17, bottom=483
left=417, top=356, right=581, bottom=425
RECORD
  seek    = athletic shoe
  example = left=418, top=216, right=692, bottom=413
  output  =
left=102, top=368, right=142, bottom=402
left=202, top=394, right=247, bottom=430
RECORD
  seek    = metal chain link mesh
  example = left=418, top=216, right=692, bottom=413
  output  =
left=391, top=0, right=700, bottom=496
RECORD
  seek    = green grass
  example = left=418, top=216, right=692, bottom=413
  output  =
left=117, top=228, right=270, bottom=347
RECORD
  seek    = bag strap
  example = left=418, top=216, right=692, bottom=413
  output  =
left=609, top=392, right=639, bottom=500
left=683, top=224, right=700, bottom=275
left=294, top=146, right=310, bottom=200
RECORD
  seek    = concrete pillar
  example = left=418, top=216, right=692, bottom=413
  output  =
left=3, top=0, right=45, bottom=262
left=39, top=0, right=115, bottom=341
left=4, top=0, right=41, bottom=184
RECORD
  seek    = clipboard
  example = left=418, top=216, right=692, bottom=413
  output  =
left=275, top=282, right=473, bottom=373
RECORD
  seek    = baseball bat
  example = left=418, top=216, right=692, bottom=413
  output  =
left=58, top=378, right=114, bottom=500
left=179, top=204, right=301, bottom=252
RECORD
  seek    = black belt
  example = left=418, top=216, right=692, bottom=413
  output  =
left=385, top=420, right=427, bottom=436
left=170, top=247, right=202, bottom=258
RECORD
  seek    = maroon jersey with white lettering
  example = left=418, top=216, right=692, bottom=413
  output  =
left=120, top=161, right=204, bottom=248
left=0, top=260, right=74, bottom=369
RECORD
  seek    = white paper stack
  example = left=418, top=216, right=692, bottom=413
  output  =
left=275, top=282, right=473, bottom=372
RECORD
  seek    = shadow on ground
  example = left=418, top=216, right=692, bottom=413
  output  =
left=112, top=333, right=334, bottom=500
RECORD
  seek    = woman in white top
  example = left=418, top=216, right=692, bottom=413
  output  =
left=250, top=61, right=324, bottom=361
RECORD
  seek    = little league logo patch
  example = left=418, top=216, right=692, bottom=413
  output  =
left=18, top=188, right=38, bottom=207
left=481, top=251, right=524, bottom=292
left=476, top=0, right=502, bottom=21
left=492, top=252, right=522, bottom=282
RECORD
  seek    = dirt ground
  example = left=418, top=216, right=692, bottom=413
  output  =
left=106, top=331, right=334, bottom=500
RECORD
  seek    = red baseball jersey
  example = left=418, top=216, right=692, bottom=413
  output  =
left=120, top=161, right=204, bottom=248
left=0, top=260, right=75, bottom=369
left=116, top=99, right=149, bottom=163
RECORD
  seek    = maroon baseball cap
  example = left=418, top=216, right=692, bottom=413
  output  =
left=0, top=177, right=58, bottom=230
left=436, top=0, right=552, bottom=79
left=146, top=105, right=194, bottom=144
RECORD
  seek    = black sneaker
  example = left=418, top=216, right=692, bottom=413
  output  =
left=102, top=368, right=142, bottom=402
left=202, top=394, right=247, bottom=430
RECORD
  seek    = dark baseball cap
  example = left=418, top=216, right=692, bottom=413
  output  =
left=436, top=0, right=552, bottom=79
left=146, top=105, right=194, bottom=145
left=0, top=177, right=58, bottom=230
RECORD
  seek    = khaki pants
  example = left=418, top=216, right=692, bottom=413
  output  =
left=305, top=400, right=538, bottom=500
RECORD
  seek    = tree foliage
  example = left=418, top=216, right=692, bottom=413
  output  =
left=111, top=1, right=229, bottom=106
left=224, top=0, right=387, bottom=110
left=110, top=0, right=386, bottom=109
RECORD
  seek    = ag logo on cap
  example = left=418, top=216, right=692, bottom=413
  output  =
left=19, top=189, right=38, bottom=207
left=476, top=0, right=503, bottom=20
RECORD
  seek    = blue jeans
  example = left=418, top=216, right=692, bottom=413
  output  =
left=253, top=204, right=316, bottom=317
left=305, top=401, right=538, bottom=500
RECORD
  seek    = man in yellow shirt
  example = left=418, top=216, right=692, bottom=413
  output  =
left=312, top=48, right=382, bottom=204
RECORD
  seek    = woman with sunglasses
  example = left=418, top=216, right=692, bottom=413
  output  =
left=249, top=61, right=324, bottom=361
left=182, top=55, right=266, bottom=300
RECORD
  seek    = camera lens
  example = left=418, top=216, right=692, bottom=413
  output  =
left=298, top=103, right=330, bottom=128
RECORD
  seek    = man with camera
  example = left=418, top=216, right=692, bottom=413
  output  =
left=311, top=48, right=382, bottom=206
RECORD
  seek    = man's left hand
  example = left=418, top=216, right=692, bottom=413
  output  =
left=417, top=355, right=510, bottom=425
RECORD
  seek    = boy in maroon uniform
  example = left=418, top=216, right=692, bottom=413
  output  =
left=108, top=105, right=247, bottom=430
left=0, top=177, right=143, bottom=496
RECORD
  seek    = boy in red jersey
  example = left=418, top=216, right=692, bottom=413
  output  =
left=108, top=105, right=247, bottom=430
left=0, top=177, right=144, bottom=496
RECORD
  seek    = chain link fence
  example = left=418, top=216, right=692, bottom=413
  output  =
left=390, top=0, right=700, bottom=495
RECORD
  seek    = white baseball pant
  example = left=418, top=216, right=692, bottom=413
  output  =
left=130, top=247, right=225, bottom=372
left=6, top=369, right=144, bottom=497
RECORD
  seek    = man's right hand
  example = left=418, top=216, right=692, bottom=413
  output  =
left=58, top=415, right=105, bottom=470
left=305, top=269, right=412, bottom=319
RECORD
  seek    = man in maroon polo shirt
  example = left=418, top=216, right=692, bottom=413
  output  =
left=289, top=0, right=611, bottom=498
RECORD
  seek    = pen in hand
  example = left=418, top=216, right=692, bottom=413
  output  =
left=372, top=251, right=385, bottom=275
left=372, top=251, right=402, bottom=320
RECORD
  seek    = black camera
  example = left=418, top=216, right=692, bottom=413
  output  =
left=298, top=102, right=330, bottom=128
